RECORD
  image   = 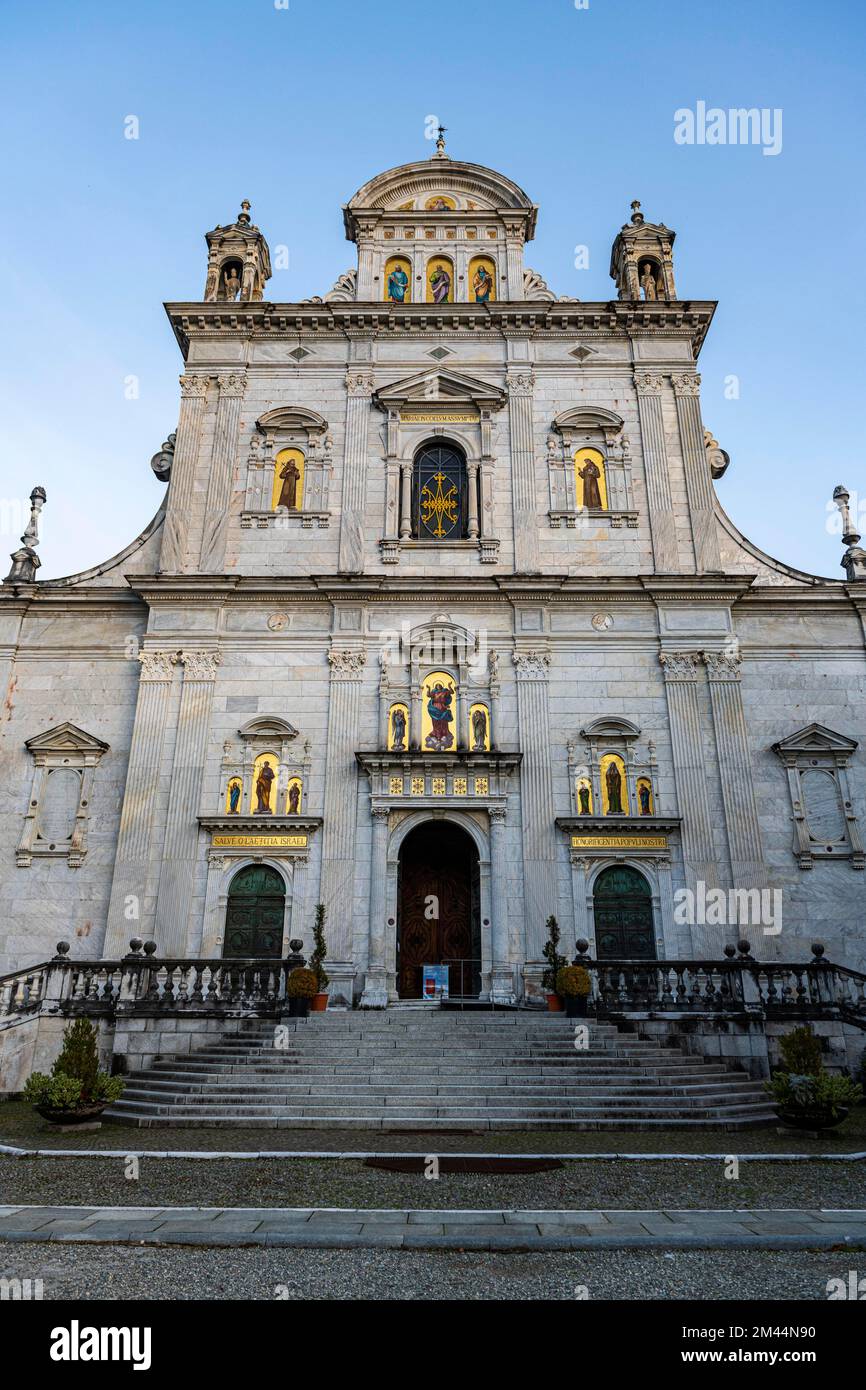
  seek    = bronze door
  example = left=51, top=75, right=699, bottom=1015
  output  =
left=397, top=822, right=479, bottom=998
left=593, top=865, right=656, bottom=959
left=223, top=865, right=285, bottom=958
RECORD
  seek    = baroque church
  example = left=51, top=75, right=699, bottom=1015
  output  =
left=2, top=138, right=865, bottom=1010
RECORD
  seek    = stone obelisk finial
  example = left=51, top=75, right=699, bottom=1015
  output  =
left=3, top=487, right=47, bottom=585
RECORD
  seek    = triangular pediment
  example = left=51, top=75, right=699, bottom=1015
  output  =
left=772, top=723, right=858, bottom=757
left=374, top=369, right=506, bottom=412
left=25, top=722, right=110, bottom=756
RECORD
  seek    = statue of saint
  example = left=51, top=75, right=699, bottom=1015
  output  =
left=391, top=707, right=407, bottom=750
left=254, top=760, right=275, bottom=814
left=277, top=457, right=301, bottom=510
left=228, top=780, right=241, bottom=814
left=472, top=265, right=493, bottom=303
left=639, top=264, right=658, bottom=301
left=578, top=459, right=603, bottom=510
left=387, top=264, right=409, bottom=302
left=430, top=266, right=451, bottom=304
left=222, top=267, right=242, bottom=301
left=605, top=761, right=624, bottom=814
left=471, top=707, right=488, bottom=751
left=288, top=782, right=301, bottom=814
left=578, top=784, right=591, bottom=815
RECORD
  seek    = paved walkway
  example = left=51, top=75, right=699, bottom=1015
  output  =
left=2, top=1204, right=865, bottom=1250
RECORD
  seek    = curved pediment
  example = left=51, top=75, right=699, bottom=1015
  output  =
left=345, top=158, right=535, bottom=220
left=238, top=717, right=299, bottom=741
left=581, top=717, right=641, bottom=742
left=256, top=406, right=328, bottom=436
left=552, top=407, right=624, bottom=434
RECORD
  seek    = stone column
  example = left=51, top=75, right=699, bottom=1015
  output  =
left=513, top=648, right=557, bottom=961
left=160, top=374, right=208, bottom=574
left=153, top=650, right=221, bottom=957
left=104, top=651, right=177, bottom=954
left=659, top=650, right=719, bottom=955
left=488, top=806, right=513, bottom=1001
left=672, top=373, right=721, bottom=573
left=360, top=807, right=391, bottom=1007
left=339, top=371, right=374, bottom=574
left=289, top=856, right=309, bottom=946
left=318, top=648, right=367, bottom=995
left=399, top=461, right=412, bottom=539
left=634, top=372, right=680, bottom=573
left=200, top=372, right=245, bottom=572
left=507, top=369, right=539, bottom=573
left=467, top=461, right=480, bottom=538
left=569, top=855, right=591, bottom=954
left=703, top=650, right=766, bottom=907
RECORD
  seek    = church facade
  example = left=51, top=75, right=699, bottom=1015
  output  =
left=2, top=142, right=865, bottom=1007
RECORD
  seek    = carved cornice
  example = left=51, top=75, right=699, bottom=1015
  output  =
left=659, top=650, right=699, bottom=682
left=328, top=648, right=368, bottom=678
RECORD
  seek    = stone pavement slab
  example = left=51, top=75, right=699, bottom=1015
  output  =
left=1, top=1204, right=865, bottom=1250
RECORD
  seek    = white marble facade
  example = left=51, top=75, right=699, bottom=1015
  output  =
left=1, top=148, right=864, bottom=1001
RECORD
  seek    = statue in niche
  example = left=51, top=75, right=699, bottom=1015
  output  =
left=228, top=779, right=242, bottom=815
left=471, top=707, right=488, bottom=751
left=578, top=783, right=591, bottom=815
left=254, top=760, right=276, bottom=814
left=605, top=761, right=624, bottom=814
left=638, top=780, right=652, bottom=815
left=424, top=682, right=455, bottom=751
left=387, top=264, right=409, bottom=302
left=288, top=782, right=301, bottom=814
left=578, top=458, right=603, bottom=510
left=276, top=456, right=301, bottom=510
left=391, top=707, right=407, bottom=751
left=222, top=266, right=242, bottom=301
left=430, top=265, right=451, bottom=304
left=639, top=263, right=660, bottom=301
left=472, top=264, right=493, bottom=303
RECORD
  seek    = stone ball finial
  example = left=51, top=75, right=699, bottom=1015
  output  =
left=54, top=940, right=71, bottom=958
left=810, top=942, right=826, bottom=959
left=736, top=939, right=752, bottom=956
left=143, top=941, right=158, bottom=956
left=575, top=938, right=590, bottom=957
left=723, top=944, right=737, bottom=959
left=126, top=938, right=144, bottom=957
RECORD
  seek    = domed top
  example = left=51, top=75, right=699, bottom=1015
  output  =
left=343, top=152, right=537, bottom=241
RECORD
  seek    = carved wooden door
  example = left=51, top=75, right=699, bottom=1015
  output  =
left=223, top=865, right=285, bottom=958
left=593, top=866, right=656, bottom=959
left=397, top=824, right=477, bottom=997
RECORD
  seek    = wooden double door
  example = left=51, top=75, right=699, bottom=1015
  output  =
left=593, top=865, right=656, bottom=959
left=397, top=822, right=480, bottom=998
left=223, top=865, right=285, bottom=958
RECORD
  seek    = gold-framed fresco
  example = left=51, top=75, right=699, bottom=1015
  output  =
left=426, top=256, right=454, bottom=304
left=384, top=255, right=411, bottom=303
left=285, top=776, right=303, bottom=815
left=600, top=753, right=629, bottom=815
left=421, top=671, right=457, bottom=751
left=387, top=702, right=409, bottom=751
left=425, top=194, right=456, bottom=211
left=636, top=776, right=654, bottom=816
left=468, top=255, right=496, bottom=304
left=225, top=776, right=243, bottom=815
left=468, top=702, right=491, bottom=751
left=574, top=447, right=607, bottom=511
left=272, top=447, right=305, bottom=512
left=250, top=752, right=279, bottom=815
left=575, top=776, right=593, bottom=815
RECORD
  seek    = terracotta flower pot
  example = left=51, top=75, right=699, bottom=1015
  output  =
left=546, top=992, right=563, bottom=1012
left=311, top=992, right=329, bottom=1012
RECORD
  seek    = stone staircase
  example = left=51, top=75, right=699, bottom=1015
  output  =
left=106, top=1010, right=776, bottom=1131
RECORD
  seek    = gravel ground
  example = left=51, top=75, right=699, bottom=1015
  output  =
left=2, top=1101, right=865, bottom=1154
left=1, top=1155, right=863, bottom=1210
left=0, top=1240, right=853, bottom=1300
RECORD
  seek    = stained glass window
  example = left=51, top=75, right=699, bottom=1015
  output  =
left=412, top=444, right=467, bottom=541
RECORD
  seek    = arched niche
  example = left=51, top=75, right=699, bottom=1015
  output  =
left=547, top=406, right=633, bottom=523
left=243, top=407, right=332, bottom=522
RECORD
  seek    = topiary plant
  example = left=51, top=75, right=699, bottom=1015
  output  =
left=285, top=967, right=318, bottom=999
left=54, top=1016, right=100, bottom=1096
left=541, top=916, right=567, bottom=994
left=777, top=1025, right=824, bottom=1076
left=556, top=965, right=591, bottom=997
left=310, top=903, right=329, bottom=992
left=23, top=1017, right=124, bottom=1113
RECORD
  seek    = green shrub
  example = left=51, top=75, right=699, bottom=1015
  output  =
left=541, top=916, right=567, bottom=993
left=777, top=1025, right=824, bottom=1076
left=556, top=965, right=591, bottom=997
left=310, top=903, right=329, bottom=992
left=766, top=1070, right=862, bottom=1120
left=22, top=1017, right=124, bottom=1111
left=286, top=967, right=318, bottom=998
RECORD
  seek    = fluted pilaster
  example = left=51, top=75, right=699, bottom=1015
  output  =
left=513, top=648, right=556, bottom=958
left=507, top=370, right=540, bottom=573
left=160, top=375, right=208, bottom=573
left=672, top=373, right=721, bottom=573
left=339, top=372, right=374, bottom=573
left=703, top=651, right=765, bottom=890
left=635, top=372, right=679, bottom=572
left=199, top=372, right=245, bottom=572
left=319, top=648, right=367, bottom=959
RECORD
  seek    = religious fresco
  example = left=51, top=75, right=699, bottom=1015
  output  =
left=388, top=702, right=409, bottom=751
left=250, top=752, right=278, bottom=815
left=225, top=777, right=243, bottom=815
left=426, top=256, right=454, bottom=304
left=425, top=194, right=457, bottom=211
left=600, top=752, right=629, bottom=815
left=271, top=447, right=305, bottom=511
left=469, top=702, right=491, bottom=751
left=468, top=255, right=496, bottom=304
left=574, top=447, right=607, bottom=510
left=575, top=776, right=593, bottom=815
left=421, top=671, right=457, bottom=752
left=384, top=255, right=411, bottom=303
left=285, top=776, right=302, bottom=815
left=636, top=776, right=654, bottom=816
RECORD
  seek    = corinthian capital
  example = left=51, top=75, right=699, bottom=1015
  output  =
left=634, top=371, right=665, bottom=396
left=138, top=650, right=177, bottom=682
left=345, top=370, right=375, bottom=397
left=179, top=374, right=208, bottom=399
left=180, top=650, right=222, bottom=681
left=328, top=648, right=368, bottom=678
left=671, top=372, right=702, bottom=398
left=512, top=648, right=551, bottom=679
left=659, top=650, right=699, bottom=682
left=703, top=649, right=742, bottom=682
left=506, top=369, right=536, bottom=395
left=217, top=372, right=246, bottom=398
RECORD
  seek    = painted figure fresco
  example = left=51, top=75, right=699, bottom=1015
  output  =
left=276, top=455, right=301, bottom=510
left=426, top=195, right=455, bottom=210
left=425, top=681, right=455, bottom=751
left=387, top=263, right=409, bottom=302
left=578, top=458, right=603, bottom=510
left=578, top=783, right=591, bottom=815
left=254, top=759, right=276, bottom=814
left=638, top=779, right=653, bottom=815
left=227, top=779, right=242, bottom=814
left=391, top=706, right=407, bottom=750
left=430, top=265, right=451, bottom=303
left=472, top=264, right=493, bottom=303
left=605, top=760, right=624, bottom=814
left=471, top=706, right=488, bottom=751
left=288, top=780, right=301, bottom=814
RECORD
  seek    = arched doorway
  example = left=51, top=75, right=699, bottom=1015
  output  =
left=397, top=820, right=480, bottom=998
left=223, top=865, right=285, bottom=958
left=593, top=866, right=656, bottom=959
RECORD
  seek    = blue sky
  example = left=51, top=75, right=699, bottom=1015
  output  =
left=2, top=0, right=864, bottom=580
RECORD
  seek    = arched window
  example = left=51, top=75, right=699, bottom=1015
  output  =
left=412, top=444, right=467, bottom=541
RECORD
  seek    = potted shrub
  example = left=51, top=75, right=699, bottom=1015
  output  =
left=766, top=1025, right=862, bottom=1131
left=557, top=964, right=591, bottom=1018
left=309, top=902, right=330, bottom=1012
left=541, top=915, right=567, bottom=1012
left=286, top=967, right=318, bottom=1018
left=23, top=1017, right=124, bottom=1126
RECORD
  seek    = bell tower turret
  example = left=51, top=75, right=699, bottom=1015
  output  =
left=609, top=200, right=677, bottom=301
left=203, top=200, right=272, bottom=302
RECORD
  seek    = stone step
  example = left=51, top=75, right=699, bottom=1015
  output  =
left=120, top=1075, right=763, bottom=1097
left=109, top=1114, right=774, bottom=1132
left=108, top=1100, right=775, bottom=1123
